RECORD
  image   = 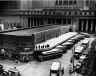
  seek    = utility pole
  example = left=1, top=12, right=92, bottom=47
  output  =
left=72, top=45, right=75, bottom=72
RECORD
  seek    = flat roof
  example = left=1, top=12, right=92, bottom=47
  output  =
left=1, top=25, right=64, bottom=36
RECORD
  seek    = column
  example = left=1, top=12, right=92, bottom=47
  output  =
left=61, top=19, right=63, bottom=24
left=81, top=20, right=84, bottom=31
left=66, top=19, right=68, bottom=25
left=86, top=20, right=88, bottom=31
left=30, top=18, right=31, bottom=27
left=62, top=0, right=63, bottom=5
left=39, top=18, right=41, bottom=26
left=91, top=20, right=93, bottom=32
left=55, top=18, right=56, bottom=24
left=33, top=18, right=34, bottom=27
left=50, top=18, right=52, bottom=24
left=95, top=24, right=96, bottom=32
left=36, top=18, right=38, bottom=26
left=68, top=0, right=69, bottom=5
left=58, top=0, right=59, bottom=5
left=71, top=19, right=72, bottom=25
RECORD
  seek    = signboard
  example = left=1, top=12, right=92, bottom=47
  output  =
left=20, top=51, right=34, bottom=55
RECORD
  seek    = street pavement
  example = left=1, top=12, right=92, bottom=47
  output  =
left=0, top=34, right=95, bottom=76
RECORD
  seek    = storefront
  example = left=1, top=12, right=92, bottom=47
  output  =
left=19, top=51, right=34, bottom=62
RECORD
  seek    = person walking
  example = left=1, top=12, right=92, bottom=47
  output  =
left=62, top=67, right=64, bottom=75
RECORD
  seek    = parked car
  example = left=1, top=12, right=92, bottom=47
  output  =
left=74, top=46, right=85, bottom=60
left=79, top=55, right=87, bottom=64
left=75, top=62, right=83, bottom=73
left=80, top=33, right=90, bottom=38
left=61, top=42, right=74, bottom=49
left=56, top=45, right=67, bottom=53
left=67, top=39, right=77, bottom=44
left=71, top=37, right=80, bottom=43
left=0, top=64, right=4, bottom=74
left=4, top=67, right=21, bottom=76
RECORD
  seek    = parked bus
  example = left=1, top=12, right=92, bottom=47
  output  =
left=36, top=48, right=63, bottom=61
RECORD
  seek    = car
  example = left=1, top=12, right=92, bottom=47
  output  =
left=67, top=39, right=77, bottom=44
left=75, top=62, right=83, bottom=73
left=80, top=33, right=90, bottom=38
left=56, top=45, right=67, bottom=53
left=71, top=37, right=80, bottom=43
left=80, top=67, right=86, bottom=75
left=0, top=64, right=4, bottom=74
left=75, top=35, right=85, bottom=40
left=79, top=55, right=87, bottom=64
left=74, top=46, right=85, bottom=60
left=61, top=42, right=74, bottom=49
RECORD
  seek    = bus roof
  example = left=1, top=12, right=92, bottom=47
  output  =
left=51, top=62, right=61, bottom=71
left=82, top=40, right=89, bottom=44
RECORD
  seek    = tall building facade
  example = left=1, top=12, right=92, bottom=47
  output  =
left=0, top=0, right=96, bottom=32
left=0, top=0, right=96, bottom=10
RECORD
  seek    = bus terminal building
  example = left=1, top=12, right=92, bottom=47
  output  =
left=0, top=25, right=76, bottom=62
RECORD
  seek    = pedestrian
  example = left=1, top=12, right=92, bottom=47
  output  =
left=43, top=45, right=44, bottom=48
left=14, top=66, right=16, bottom=69
left=15, top=59, right=18, bottom=65
left=39, top=45, right=40, bottom=49
left=62, top=67, right=64, bottom=75
left=47, top=44, right=50, bottom=48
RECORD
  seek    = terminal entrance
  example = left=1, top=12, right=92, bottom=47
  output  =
left=79, top=19, right=96, bottom=33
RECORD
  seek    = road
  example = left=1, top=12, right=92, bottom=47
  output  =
left=0, top=37, right=95, bottom=76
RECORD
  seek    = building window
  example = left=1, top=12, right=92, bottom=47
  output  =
left=22, top=43, right=27, bottom=47
left=0, top=41, right=4, bottom=45
left=27, top=43, right=31, bottom=46
left=69, top=0, right=72, bottom=5
left=14, top=23, right=16, bottom=26
left=86, top=12, right=89, bottom=15
left=66, top=11, right=69, bottom=15
left=39, top=12, right=41, bottom=15
left=75, top=12, right=77, bottom=15
left=82, top=12, right=85, bottom=15
left=77, top=11, right=80, bottom=15
left=91, top=12, right=94, bottom=15
left=5, top=41, right=10, bottom=45
left=74, top=0, right=76, bottom=4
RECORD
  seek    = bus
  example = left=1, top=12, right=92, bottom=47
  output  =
left=36, top=48, right=63, bottom=61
